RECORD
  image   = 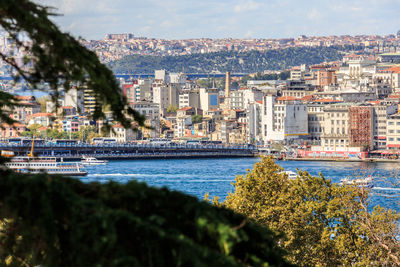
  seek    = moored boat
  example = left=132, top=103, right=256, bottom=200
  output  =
left=340, top=175, right=374, bottom=188
left=81, top=156, right=108, bottom=165
left=5, top=156, right=87, bottom=176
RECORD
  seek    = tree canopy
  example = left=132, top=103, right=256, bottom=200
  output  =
left=0, top=1, right=291, bottom=266
left=107, top=46, right=355, bottom=74
left=223, top=157, right=400, bottom=266
left=0, top=170, right=290, bottom=266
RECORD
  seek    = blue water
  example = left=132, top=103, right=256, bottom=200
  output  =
left=80, top=158, right=400, bottom=211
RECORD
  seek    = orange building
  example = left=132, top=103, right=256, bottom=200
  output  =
left=317, top=70, right=337, bottom=87
left=0, top=123, right=27, bottom=139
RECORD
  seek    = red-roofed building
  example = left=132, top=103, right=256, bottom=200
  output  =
left=11, top=96, right=41, bottom=122
left=62, top=106, right=77, bottom=116
left=276, top=96, right=299, bottom=102
left=300, top=95, right=314, bottom=102
left=374, top=66, right=400, bottom=90
left=26, top=113, right=55, bottom=127
left=177, top=106, right=200, bottom=117
left=312, top=98, right=342, bottom=103
left=0, top=123, right=27, bottom=139
left=385, top=66, right=400, bottom=74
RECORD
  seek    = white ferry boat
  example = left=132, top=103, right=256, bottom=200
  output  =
left=5, top=156, right=87, bottom=176
left=81, top=156, right=108, bottom=165
left=279, top=170, right=298, bottom=179
left=340, top=176, right=374, bottom=189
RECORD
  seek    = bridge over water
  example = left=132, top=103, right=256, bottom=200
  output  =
left=0, top=143, right=258, bottom=160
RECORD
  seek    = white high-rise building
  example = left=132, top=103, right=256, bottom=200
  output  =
left=199, top=88, right=219, bottom=112
left=153, top=83, right=179, bottom=113
left=179, top=90, right=200, bottom=109
left=247, top=101, right=262, bottom=144
left=261, top=95, right=308, bottom=142
left=64, top=88, right=84, bottom=113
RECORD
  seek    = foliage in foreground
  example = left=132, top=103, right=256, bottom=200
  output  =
left=223, top=157, right=400, bottom=266
left=0, top=169, right=291, bottom=266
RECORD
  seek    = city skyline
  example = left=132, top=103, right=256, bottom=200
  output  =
left=36, top=0, right=400, bottom=40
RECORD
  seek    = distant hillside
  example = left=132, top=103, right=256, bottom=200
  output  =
left=107, top=46, right=359, bottom=74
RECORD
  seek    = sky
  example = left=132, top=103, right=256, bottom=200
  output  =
left=36, top=0, right=400, bottom=40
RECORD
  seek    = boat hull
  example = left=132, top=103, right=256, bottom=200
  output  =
left=5, top=156, right=87, bottom=177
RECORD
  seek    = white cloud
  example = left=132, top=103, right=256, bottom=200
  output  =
left=307, top=8, right=322, bottom=20
left=234, top=0, right=260, bottom=13
left=32, top=0, right=400, bottom=40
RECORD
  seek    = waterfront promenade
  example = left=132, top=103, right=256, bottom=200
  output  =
left=0, top=142, right=258, bottom=160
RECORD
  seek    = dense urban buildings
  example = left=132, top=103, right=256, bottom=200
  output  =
left=3, top=32, right=400, bottom=158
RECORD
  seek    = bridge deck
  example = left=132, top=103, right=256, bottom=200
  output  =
left=0, top=143, right=258, bottom=159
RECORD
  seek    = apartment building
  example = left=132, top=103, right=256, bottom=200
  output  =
left=307, top=103, right=324, bottom=144
left=261, top=95, right=308, bottom=142
left=153, top=83, right=179, bottom=114
left=247, top=101, right=262, bottom=144
left=179, top=90, right=200, bottom=109
left=230, top=90, right=244, bottom=109
left=371, top=101, right=398, bottom=149
left=320, top=103, right=351, bottom=149
left=386, top=113, right=400, bottom=150
left=199, top=88, right=219, bottom=112
left=131, top=101, right=160, bottom=138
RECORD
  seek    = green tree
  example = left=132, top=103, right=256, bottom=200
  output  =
left=108, top=47, right=348, bottom=74
left=78, top=126, right=98, bottom=142
left=191, top=114, right=203, bottom=124
left=36, top=96, right=48, bottom=112
left=0, top=170, right=290, bottom=266
left=20, top=124, right=44, bottom=138
left=223, top=157, right=400, bottom=266
left=0, top=1, right=288, bottom=265
left=167, top=105, right=178, bottom=113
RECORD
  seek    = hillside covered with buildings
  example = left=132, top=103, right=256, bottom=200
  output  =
left=2, top=32, right=400, bottom=159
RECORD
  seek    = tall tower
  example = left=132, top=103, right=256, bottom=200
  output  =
left=223, top=72, right=231, bottom=115
left=225, top=71, right=231, bottom=98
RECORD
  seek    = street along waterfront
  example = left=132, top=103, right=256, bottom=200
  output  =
left=80, top=157, right=400, bottom=211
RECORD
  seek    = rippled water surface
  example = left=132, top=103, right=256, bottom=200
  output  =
left=79, top=158, right=400, bottom=211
